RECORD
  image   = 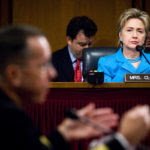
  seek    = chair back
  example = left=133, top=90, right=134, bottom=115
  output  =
left=83, top=47, right=118, bottom=80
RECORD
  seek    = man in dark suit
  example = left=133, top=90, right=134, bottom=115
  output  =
left=52, top=16, right=97, bottom=82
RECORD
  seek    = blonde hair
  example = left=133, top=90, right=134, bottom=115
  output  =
left=118, top=8, right=150, bottom=37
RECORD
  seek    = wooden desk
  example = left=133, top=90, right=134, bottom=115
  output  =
left=49, top=82, right=150, bottom=88
left=24, top=82, right=150, bottom=149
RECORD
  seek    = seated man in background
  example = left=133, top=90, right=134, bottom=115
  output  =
left=0, top=24, right=149, bottom=150
left=52, top=16, right=97, bottom=82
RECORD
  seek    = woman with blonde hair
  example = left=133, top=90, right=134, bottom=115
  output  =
left=97, top=8, right=150, bottom=82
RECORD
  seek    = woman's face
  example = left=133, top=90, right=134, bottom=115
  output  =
left=119, top=18, right=146, bottom=51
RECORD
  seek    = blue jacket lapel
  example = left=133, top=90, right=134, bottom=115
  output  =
left=116, top=48, right=137, bottom=73
left=137, top=53, right=150, bottom=72
left=116, top=49, right=150, bottom=73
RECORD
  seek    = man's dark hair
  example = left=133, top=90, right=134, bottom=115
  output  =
left=0, top=24, right=44, bottom=76
left=66, top=16, right=97, bottom=40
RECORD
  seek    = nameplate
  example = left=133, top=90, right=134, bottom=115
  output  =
left=125, top=74, right=150, bottom=82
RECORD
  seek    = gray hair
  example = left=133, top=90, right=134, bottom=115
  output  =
left=0, top=25, right=45, bottom=78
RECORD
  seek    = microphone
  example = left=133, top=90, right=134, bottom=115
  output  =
left=136, top=45, right=150, bottom=65
left=136, top=45, right=143, bottom=52
left=65, top=109, right=114, bottom=134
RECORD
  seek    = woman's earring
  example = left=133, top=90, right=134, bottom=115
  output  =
left=119, top=38, right=123, bottom=48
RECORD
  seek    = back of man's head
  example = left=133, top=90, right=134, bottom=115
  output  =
left=0, top=25, right=44, bottom=77
left=66, top=16, right=97, bottom=40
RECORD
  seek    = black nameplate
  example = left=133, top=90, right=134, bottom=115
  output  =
left=125, top=74, right=150, bottom=82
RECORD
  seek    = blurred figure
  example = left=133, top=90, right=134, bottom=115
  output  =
left=0, top=25, right=118, bottom=150
left=52, top=16, right=97, bottom=82
left=89, top=105, right=150, bottom=150
left=97, top=8, right=150, bottom=82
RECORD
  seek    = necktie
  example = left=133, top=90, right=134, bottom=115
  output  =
left=74, top=59, right=82, bottom=82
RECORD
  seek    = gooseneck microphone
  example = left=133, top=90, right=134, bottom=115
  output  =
left=136, top=45, right=143, bottom=52
left=65, top=109, right=114, bottom=134
left=136, top=45, right=150, bottom=65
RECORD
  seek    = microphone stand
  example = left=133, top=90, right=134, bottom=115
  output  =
left=136, top=45, right=150, bottom=65
left=65, top=109, right=114, bottom=134
left=141, top=51, right=150, bottom=64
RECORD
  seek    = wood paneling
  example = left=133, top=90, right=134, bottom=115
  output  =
left=12, top=0, right=132, bottom=52
left=145, top=0, right=150, bottom=16
left=132, top=0, right=145, bottom=10
left=0, top=0, right=12, bottom=26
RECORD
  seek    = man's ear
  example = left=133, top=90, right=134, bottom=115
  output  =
left=66, top=36, right=72, bottom=45
left=5, top=65, right=22, bottom=87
